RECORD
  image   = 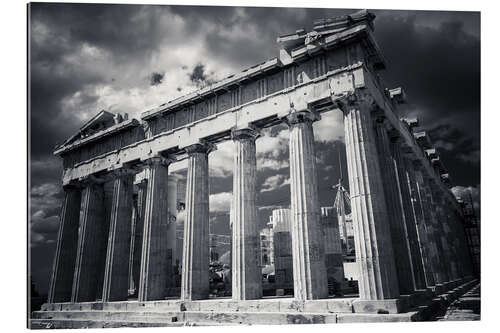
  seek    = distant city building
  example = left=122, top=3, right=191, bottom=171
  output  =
left=320, top=207, right=346, bottom=291
left=260, top=225, right=274, bottom=266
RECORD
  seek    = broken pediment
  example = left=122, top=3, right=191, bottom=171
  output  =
left=277, top=9, right=383, bottom=70
left=277, top=9, right=375, bottom=51
left=55, top=110, right=131, bottom=153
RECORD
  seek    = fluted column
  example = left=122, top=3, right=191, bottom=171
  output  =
left=128, top=195, right=137, bottom=295
left=181, top=143, right=213, bottom=300
left=231, top=128, right=262, bottom=300
left=414, top=169, right=446, bottom=285
left=131, top=180, right=147, bottom=297
left=443, top=205, right=460, bottom=280
left=404, top=158, right=435, bottom=287
left=341, top=98, right=399, bottom=300
left=102, top=169, right=135, bottom=302
left=138, top=156, right=172, bottom=302
left=428, top=182, right=453, bottom=282
left=71, top=178, right=105, bottom=302
left=47, top=185, right=81, bottom=303
left=285, top=109, right=328, bottom=300
left=391, top=144, right=427, bottom=290
left=374, top=120, right=415, bottom=294
left=451, top=210, right=474, bottom=277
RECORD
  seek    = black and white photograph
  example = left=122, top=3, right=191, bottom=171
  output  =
left=22, top=0, right=486, bottom=329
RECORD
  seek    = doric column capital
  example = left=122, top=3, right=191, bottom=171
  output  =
left=142, top=155, right=174, bottom=167
left=282, top=109, right=320, bottom=126
left=62, top=181, right=83, bottom=191
left=231, top=127, right=261, bottom=141
left=335, top=90, right=377, bottom=114
left=78, top=174, right=105, bottom=187
left=135, top=178, right=148, bottom=189
left=184, top=142, right=216, bottom=155
left=108, top=166, right=136, bottom=180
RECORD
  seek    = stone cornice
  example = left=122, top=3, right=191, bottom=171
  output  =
left=54, top=119, right=140, bottom=156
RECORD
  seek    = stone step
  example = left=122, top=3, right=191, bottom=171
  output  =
left=41, top=298, right=355, bottom=314
left=29, top=318, right=184, bottom=329
left=31, top=278, right=479, bottom=327
left=32, top=310, right=181, bottom=323
left=32, top=310, right=339, bottom=325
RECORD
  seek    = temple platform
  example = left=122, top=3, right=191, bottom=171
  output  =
left=30, top=277, right=477, bottom=328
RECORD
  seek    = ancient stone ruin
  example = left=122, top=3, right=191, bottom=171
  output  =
left=32, top=10, right=476, bottom=327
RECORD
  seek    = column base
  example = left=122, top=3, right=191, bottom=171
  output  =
left=352, top=298, right=408, bottom=314
left=402, top=289, right=432, bottom=307
left=433, top=283, right=445, bottom=294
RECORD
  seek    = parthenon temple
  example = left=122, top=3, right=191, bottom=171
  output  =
left=34, top=9, right=477, bottom=326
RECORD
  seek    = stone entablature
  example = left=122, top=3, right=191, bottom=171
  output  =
left=56, top=116, right=144, bottom=170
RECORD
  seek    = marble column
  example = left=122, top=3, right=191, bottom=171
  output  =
left=102, top=169, right=135, bottom=302
left=285, top=109, right=328, bottom=300
left=181, top=143, right=213, bottom=300
left=391, top=144, right=427, bottom=290
left=414, top=170, right=446, bottom=285
left=132, top=180, right=147, bottom=297
left=138, top=157, right=171, bottom=302
left=374, top=120, right=415, bottom=294
left=341, top=99, right=399, bottom=300
left=452, top=211, right=474, bottom=277
left=428, top=182, right=453, bottom=282
left=443, top=205, right=460, bottom=280
left=71, top=179, right=105, bottom=302
left=404, top=158, right=435, bottom=287
left=128, top=195, right=137, bottom=295
left=231, top=127, right=262, bottom=300
left=47, top=185, right=81, bottom=303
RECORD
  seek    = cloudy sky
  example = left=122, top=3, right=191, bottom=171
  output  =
left=29, top=3, right=480, bottom=295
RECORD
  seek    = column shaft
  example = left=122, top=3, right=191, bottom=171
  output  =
left=404, top=159, right=435, bottom=287
left=428, top=183, right=452, bottom=282
left=287, top=110, right=328, bottom=300
left=128, top=195, right=137, bottom=295
left=71, top=182, right=105, bottom=302
left=138, top=157, right=170, bottom=301
left=343, top=102, right=399, bottom=300
left=102, top=172, right=134, bottom=301
left=374, top=121, right=415, bottom=294
left=132, top=181, right=147, bottom=296
left=231, top=128, right=262, bottom=300
left=392, top=145, right=427, bottom=290
left=443, top=205, right=460, bottom=280
left=181, top=144, right=211, bottom=300
left=47, top=186, right=81, bottom=303
left=414, top=170, right=446, bottom=284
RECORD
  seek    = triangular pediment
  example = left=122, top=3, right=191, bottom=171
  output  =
left=57, top=110, right=121, bottom=150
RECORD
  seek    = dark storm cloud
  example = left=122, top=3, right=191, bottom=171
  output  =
left=150, top=71, right=165, bottom=86
left=189, top=63, right=214, bottom=87
left=169, top=6, right=356, bottom=68
left=31, top=3, right=170, bottom=63
left=373, top=11, right=480, bottom=129
left=30, top=3, right=168, bottom=161
left=367, top=10, right=480, bottom=187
